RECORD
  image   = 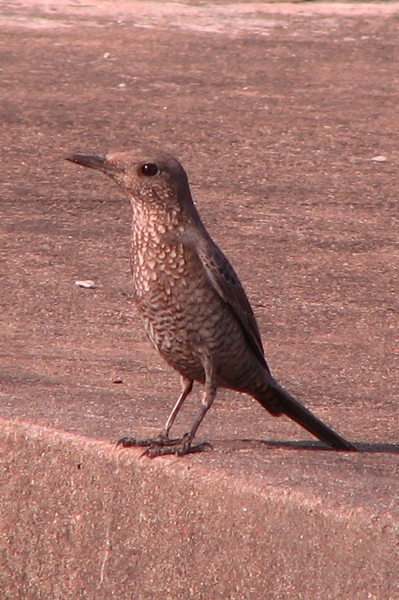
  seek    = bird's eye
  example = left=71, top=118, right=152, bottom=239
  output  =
left=141, top=163, right=159, bottom=177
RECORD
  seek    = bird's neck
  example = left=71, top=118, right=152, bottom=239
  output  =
left=130, top=203, right=189, bottom=301
left=131, top=203, right=184, bottom=250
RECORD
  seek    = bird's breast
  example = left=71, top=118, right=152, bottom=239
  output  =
left=130, top=232, right=221, bottom=377
left=132, top=239, right=188, bottom=297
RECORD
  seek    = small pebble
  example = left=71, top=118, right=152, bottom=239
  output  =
left=75, top=280, right=95, bottom=289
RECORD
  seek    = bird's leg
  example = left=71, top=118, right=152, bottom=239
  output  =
left=144, top=357, right=217, bottom=457
left=161, top=376, right=194, bottom=438
left=117, top=377, right=194, bottom=450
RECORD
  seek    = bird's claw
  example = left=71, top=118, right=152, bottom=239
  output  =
left=117, top=433, right=213, bottom=457
left=116, top=434, right=173, bottom=448
left=143, top=440, right=213, bottom=458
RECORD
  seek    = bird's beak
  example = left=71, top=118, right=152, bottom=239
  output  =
left=65, top=154, right=113, bottom=174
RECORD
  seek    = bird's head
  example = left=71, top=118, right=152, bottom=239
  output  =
left=66, top=147, right=197, bottom=222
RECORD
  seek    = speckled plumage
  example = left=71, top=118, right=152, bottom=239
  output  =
left=66, top=148, right=356, bottom=456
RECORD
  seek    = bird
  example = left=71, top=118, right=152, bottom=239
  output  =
left=66, top=147, right=357, bottom=456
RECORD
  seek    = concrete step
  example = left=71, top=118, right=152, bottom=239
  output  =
left=1, top=418, right=398, bottom=599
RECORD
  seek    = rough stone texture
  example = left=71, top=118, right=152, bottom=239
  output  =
left=0, top=1, right=399, bottom=598
left=1, top=419, right=399, bottom=600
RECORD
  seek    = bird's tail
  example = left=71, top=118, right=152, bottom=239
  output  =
left=256, top=381, right=357, bottom=451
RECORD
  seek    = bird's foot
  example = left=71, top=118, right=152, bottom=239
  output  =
left=144, top=438, right=213, bottom=458
left=116, top=432, right=171, bottom=449
left=117, top=432, right=213, bottom=458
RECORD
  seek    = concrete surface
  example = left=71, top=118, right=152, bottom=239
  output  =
left=1, top=420, right=399, bottom=599
left=1, top=1, right=399, bottom=598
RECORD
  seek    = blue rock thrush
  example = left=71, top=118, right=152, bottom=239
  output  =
left=66, top=148, right=356, bottom=456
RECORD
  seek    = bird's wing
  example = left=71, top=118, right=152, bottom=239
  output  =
left=193, top=233, right=270, bottom=372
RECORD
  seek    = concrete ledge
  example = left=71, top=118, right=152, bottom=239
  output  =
left=0, top=418, right=397, bottom=599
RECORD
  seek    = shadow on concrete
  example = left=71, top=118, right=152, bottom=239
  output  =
left=241, top=440, right=399, bottom=454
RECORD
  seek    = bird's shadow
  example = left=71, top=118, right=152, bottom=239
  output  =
left=238, top=439, right=399, bottom=454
